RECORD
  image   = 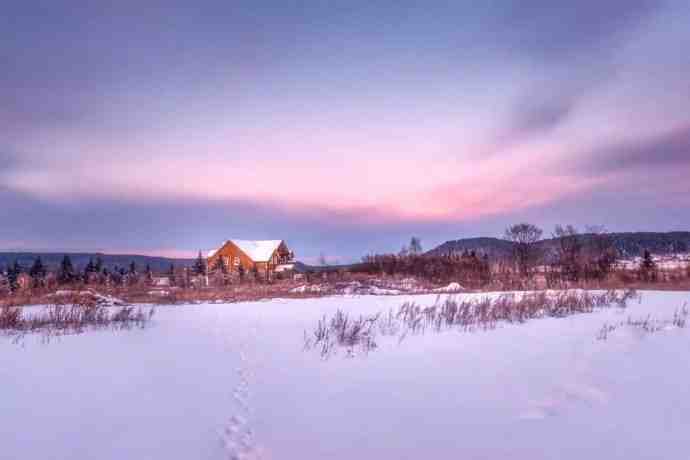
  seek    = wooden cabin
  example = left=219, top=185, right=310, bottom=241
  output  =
left=207, top=240, right=294, bottom=280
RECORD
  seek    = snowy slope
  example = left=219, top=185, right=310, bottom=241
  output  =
left=2, top=291, right=690, bottom=459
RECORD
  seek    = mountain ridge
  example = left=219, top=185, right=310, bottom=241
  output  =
left=427, top=231, right=690, bottom=259
left=0, top=252, right=194, bottom=273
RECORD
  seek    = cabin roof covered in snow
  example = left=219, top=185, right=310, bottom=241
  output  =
left=207, top=240, right=284, bottom=262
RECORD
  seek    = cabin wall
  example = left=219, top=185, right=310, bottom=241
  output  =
left=208, top=242, right=255, bottom=272
left=207, top=240, right=292, bottom=281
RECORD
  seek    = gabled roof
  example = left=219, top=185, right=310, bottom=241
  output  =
left=207, top=240, right=284, bottom=262
left=231, top=240, right=283, bottom=262
left=206, top=242, right=227, bottom=259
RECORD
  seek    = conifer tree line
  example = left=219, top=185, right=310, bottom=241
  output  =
left=0, top=255, right=182, bottom=293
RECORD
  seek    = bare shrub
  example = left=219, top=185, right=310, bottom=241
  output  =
left=394, top=290, right=635, bottom=333
left=306, top=289, right=637, bottom=358
left=304, top=310, right=381, bottom=358
left=1, top=298, right=155, bottom=340
left=0, top=305, right=22, bottom=329
left=359, top=253, right=491, bottom=287
left=673, top=304, right=689, bottom=328
left=551, top=225, right=619, bottom=284
left=597, top=303, right=688, bottom=340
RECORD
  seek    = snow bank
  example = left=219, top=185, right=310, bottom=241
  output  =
left=433, top=282, right=465, bottom=292
left=289, top=284, right=324, bottom=293
left=51, top=290, right=127, bottom=306
left=291, top=282, right=400, bottom=296
left=360, top=286, right=401, bottom=295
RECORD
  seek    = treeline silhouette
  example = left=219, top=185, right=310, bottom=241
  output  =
left=357, top=225, right=689, bottom=289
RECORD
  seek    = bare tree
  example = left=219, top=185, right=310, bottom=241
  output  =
left=504, top=223, right=543, bottom=277
left=553, top=225, right=582, bottom=282
left=585, top=226, right=618, bottom=280
left=552, top=225, right=618, bottom=282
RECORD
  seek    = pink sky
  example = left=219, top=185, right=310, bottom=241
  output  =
left=2, top=1, right=689, bottom=260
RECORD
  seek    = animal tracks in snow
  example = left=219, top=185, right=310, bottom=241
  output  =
left=218, top=318, right=266, bottom=460
left=518, top=337, right=612, bottom=421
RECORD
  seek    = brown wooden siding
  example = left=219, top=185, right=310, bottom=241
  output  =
left=207, top=240, right=292, bottom=280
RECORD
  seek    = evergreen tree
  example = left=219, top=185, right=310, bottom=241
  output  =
left=409, top=236, right=423, bottom=255
left=29, top=257, right=46, bottom=278
left=237, top=263, right=245, bottom=282
left=123, top=261, right=137, bottom=286
left=214, top=257, right=227, bottom=274
left=145, top=264, right=153, bottom=283
left=7, top=260, right=21, bottom=292
left=29, top=257, right=47, bottom=287
left=94, top=256, right=104, bottom=273
left=641, top=250, right=657, bottom=281
left=641, top=250, right=656, bottom=270
left=193, top=251, right=206, bottom=275
left=84, top=259, right=96, bottom=283
left=85, top=258, right=96, bottom=274
left=57, top=255, right=75, bottom=284
left=7, top=264, right=16, bottom=292
left=167, top=263, right=176, bottom=286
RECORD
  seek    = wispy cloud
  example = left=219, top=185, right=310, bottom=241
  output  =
left=579, top=124, right=690, bottom=174
left=2, top=0, right=689, bottom=258
left=496, top=0, right=661, bottom=59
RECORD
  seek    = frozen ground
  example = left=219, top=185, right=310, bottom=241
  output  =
left=2, top=291, right=689, bottom=459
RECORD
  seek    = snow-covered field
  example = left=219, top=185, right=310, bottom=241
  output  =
left=2, top=291, right=690, bottom=460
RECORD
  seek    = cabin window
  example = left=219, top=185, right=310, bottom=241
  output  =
left=234, top=257, right=240, bottom=266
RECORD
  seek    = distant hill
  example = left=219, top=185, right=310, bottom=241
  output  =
left=427, top=237, right=516, bottom=259
left=427, top=232, right=690, bottom=259
left=292, top=261, right=365, bottom=273
left=606, top=232, right=690, bottom=257
left=0, top=252, right=194, bottom=273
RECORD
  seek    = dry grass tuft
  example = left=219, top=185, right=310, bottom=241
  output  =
left=597, top=302, right=688, bottom=340
left=305, top=290, right=638, bottom=358
left=1, top=297, right=155, bottom=342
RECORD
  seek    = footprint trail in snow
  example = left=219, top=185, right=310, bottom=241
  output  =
left=519, top=337, right=613, bottom=420
left=218, top=317, right=265, bottom=460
